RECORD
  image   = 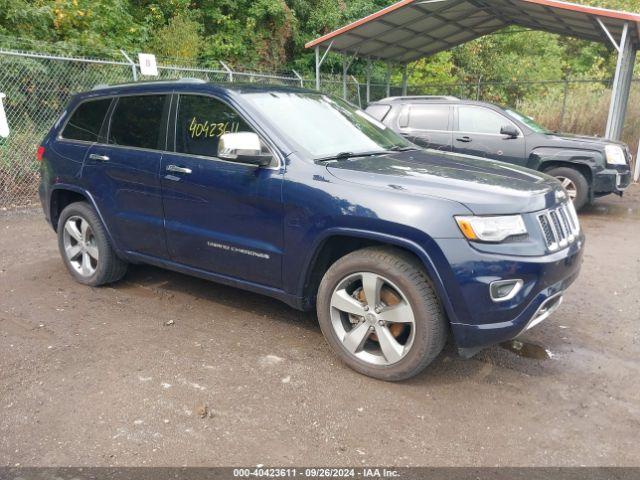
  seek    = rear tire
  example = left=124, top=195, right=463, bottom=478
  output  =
left=316, top=246, right=447, bottom=381
left=545, top=166, right=589, bottom=211
left=57, top=202, right=128, bottom=286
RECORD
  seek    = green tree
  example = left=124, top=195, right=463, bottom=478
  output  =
left=150, top=13, right=202, bottom=63
left=0, top=0, right=637, bottom=78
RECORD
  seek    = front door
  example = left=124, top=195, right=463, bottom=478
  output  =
left=160, top=94, right=284, bottom=288
left=453, top=105, right=526, bottom=165
left=83, top=94, right=170, bottom=258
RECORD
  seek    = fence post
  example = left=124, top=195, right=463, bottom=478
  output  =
left=292, top=70, right=304, bottom=88
left=635, top=137, right=640, bottom=183
left=343, top=55, right=348, bottom=100
left=315, top=46, right=321, bottom=91
left=351, top=75, right=362, bottom=108
left=402, top=64, right=408, bottom=96
left=559, top=79, right=569, bottom=131
left=120, top=50, right=137, bottom=81
left=220, top=61, right=233, bottom=82
left=366, top=59, right=371, bottom=105
left=385, top=62, right=391, bottom=98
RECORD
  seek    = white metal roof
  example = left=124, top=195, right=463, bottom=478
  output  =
left=305, top=0, right=640, bottom=63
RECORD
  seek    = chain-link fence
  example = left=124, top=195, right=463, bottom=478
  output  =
left=0, top=50, right=132, bottom=209
left=0, top=48, right=326, bottom=210
left=0, top=47, right=638, bottom=210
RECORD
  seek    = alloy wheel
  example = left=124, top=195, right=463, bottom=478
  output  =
left=329, top=272, right=416, bottom=366
left=62, top=215, right=99, bottom=277
left=556, top=176, right=578, bottom=200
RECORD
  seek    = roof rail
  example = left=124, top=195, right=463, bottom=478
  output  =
left=379, top=95, right=460, bottom=102
left=91, top=78, right=207, bottom=91
left=178, top=77, right=207, bottom=83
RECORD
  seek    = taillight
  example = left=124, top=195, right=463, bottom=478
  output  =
left=36, top=146, right=45, bottom=162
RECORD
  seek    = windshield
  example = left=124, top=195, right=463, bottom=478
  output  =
left=242, top=92, right=413, bottom=159
left=505, top=108, right=550, bottom=134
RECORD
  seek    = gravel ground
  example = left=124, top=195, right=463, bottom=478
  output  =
left=1, top=186, right=639, bottom=467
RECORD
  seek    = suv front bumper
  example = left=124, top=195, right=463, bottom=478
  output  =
left=593, top=165, right=632, bottom=195
left=435, top=234, right=584, bottom=353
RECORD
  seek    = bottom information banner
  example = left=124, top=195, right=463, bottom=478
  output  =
left=1, top=467, right=639, bottom=480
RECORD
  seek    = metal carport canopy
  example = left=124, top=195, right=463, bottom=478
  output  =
left=306, top=0, right=640, bottom=142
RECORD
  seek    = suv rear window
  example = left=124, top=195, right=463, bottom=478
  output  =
left=365, top=104, right=391, bottom=121
left=108, top=95, right=168, bottom=150
left=61, top=98, right=111, bottom=142
left=408, top=105, right=449, bottom=130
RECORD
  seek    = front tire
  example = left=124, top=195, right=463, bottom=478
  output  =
left=57, top=202, right=128, bottom=286
left=316, top=247, right=447, bottom=381
left=545, top=166, right=589, bottom=211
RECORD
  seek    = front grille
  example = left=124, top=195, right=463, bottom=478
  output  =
left=537, top=202, right=580, bottom=251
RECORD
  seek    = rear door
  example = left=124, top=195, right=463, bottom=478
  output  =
left=53, top=97, right=112, bottom=181
left=453, top=105, right=526, bottom=165
left=397, top=104, right=452, bottom=151
left=160, top=93, right=284, bottom=288
left=83, top=94, right=170, bottom=258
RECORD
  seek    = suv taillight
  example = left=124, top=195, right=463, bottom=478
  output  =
left=36, top=146, right=45, bottom=162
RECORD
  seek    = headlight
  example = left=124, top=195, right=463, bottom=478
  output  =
left=455, top=215, right=527, bottom=242
left=605, top=144, right=627, bottom=165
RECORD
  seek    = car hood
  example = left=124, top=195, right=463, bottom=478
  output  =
left=539, top=132, right=626, bottom=150
left=325, top=149, right=564, bottom=215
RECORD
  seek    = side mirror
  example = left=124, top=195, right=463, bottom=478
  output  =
left=218, top=132, right=273, bottom=167
left=500, top=125, right=519, bottom=138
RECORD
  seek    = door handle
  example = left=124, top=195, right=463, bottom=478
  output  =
left=456, top=136, right=472, bottom=143
left=166, top=165, right=192, bottom=174
left=89, top=154, right=110, bottom=161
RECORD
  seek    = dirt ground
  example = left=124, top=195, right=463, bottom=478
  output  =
left=1, top=186, right=639, bottom=467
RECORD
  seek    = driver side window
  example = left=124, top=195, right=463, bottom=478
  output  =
left=458, top=106, right=517, bottom=135
left=175, top=95, right=254, bottom=158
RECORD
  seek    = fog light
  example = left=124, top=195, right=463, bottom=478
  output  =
left=490, top=279, right=523, bottom=302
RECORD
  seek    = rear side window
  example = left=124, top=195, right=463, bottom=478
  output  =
left=61, top=98, right=111, bottom=142
left=408, top=105, right=449, bottom=130
left=365, top=104, right=391, bottom=121
left=108, top=95, right=168, bottom=150
left=175, top=95, right=253, bottom=158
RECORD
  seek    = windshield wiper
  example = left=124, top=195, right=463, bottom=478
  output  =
left=314, top=151, right=387, bottom=163
left=387, top=145, right=420, bottom=152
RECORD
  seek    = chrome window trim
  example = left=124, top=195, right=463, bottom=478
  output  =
left=86, top=142, right=171, bottom=156
left=402, top=127, right=451, bottom=134
left=453, top=131, right=524, bottom=138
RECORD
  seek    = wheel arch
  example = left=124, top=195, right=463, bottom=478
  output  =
left=50, top=187, right=89, bottom=231
left=528, top=148, right=598, bottom=186
left=49, top=185, right=120, bottom=253
left=540, top=160, right=593, bottom=185
left=298, top=228, right=458, bottom=324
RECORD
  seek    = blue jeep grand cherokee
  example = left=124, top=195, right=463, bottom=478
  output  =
left=38, top=80, right=584, bottom=381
